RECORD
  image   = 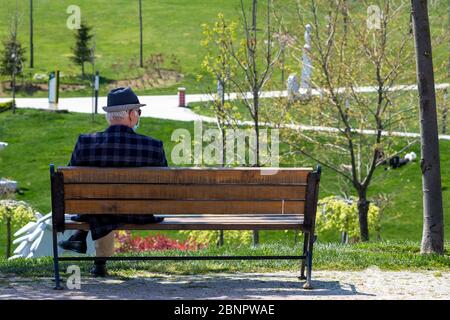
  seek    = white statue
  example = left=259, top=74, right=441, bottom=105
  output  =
left=9, top=212, right=95, bottom=260
left=300, top=24, right=313, bottom=99
left=287, top=74, right=300, bottom=101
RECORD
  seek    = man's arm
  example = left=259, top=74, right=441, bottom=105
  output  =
left=160, top=141, right=168, bottom=167
left=68, top=136, right=82, bottom=166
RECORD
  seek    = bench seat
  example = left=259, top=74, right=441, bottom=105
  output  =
left=50, top=165, right=321, bottom=290
left=65, top=214, right=305, bottom=231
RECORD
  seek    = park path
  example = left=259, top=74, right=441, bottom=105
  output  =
left=1, top=83, right=449, bottom=140
left=0, top=269, right=449, bottom=300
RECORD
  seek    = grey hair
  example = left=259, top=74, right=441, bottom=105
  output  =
left=105, top=110, right=129, bottom=123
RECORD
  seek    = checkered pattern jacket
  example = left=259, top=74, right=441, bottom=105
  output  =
left=68, top=125, right=168, bottom=240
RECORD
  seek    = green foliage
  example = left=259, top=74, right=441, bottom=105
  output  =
left=181, top=230, right=253, bottom=246
left=200, top=13, right=238, bottom=81
left=316, top=196, right=381, bottom=241
left=199, top=13, right=244, bottom=125
left=0, top=34, right=26, bottom=77
left=0, top=199, right=35, bottom=227
left=0, top=100, right=13, bottom=113
left=71, top=22, right=93, bottom=76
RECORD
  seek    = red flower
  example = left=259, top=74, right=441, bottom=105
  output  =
left=114, top=231, right=206, bottom=253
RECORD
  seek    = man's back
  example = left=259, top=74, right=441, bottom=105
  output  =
left=69, top=125, right=167, bottom=167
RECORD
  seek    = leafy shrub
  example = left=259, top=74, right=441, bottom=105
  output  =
left=0, top=100, right=13, bottom=113
left=180, top=230, right=253, bottom=246
left=0, top=199, right=36, bottom=258
left=316, top=196, right=381, bottom=242
left=114, top=231, right=204, bottom=253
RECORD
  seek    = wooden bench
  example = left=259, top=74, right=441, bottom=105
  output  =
left=50, top=165, right=321, bottom=289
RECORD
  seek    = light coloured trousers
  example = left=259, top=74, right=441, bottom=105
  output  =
left=94, top=231, right=115, bottom=257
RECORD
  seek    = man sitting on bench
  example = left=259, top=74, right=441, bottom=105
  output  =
left=58, top=87, right=168, bottom=277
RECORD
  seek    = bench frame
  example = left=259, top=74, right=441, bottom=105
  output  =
left=50, top=164, right=321, bottom=290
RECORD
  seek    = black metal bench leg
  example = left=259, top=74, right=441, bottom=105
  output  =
left=298, top=232, right=309, bottom=280
left=52, top=228, right=63, bottom=290
left=303, top=234, right=316, bottom=290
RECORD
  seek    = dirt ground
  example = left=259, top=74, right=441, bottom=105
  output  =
left=1, top=268, right=449, bottom=300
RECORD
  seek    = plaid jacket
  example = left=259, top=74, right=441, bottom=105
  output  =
left=68, top=125, right=168, bottom=240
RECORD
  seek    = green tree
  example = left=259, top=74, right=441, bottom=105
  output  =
left=281, top=0, right=416, bottom=241
left=0, top=9, right=26, bottom=114
left=0, top=34, right=26, bottom=87
left=71, top=22, right=93, bottom=77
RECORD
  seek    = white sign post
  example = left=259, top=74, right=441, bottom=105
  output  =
left=48, top=70, right=60, bottom=109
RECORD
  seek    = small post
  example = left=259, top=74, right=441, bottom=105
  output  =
left=48, top=70, right=60, bottom=109
left=50, top=164, right=63, bottom=290
left=178, top=87, right=186, bottom=107
left=94, top=71, right=99, bottom=114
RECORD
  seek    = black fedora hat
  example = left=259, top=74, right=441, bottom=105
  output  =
left=102, top=87, right=146, bottom=112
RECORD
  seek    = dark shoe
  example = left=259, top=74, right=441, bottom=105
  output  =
left=90, top=264, right=108, bottom=277
left=153, top=217, right=164, bottom=223
left=70, top=215, right=89, bottom=222
left=58, top=239, right=87, bottom=254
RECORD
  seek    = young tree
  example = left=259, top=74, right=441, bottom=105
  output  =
left=411, top=0, right=444, bottom=255
left=222, top=0, right=281, bottom=245
left=200, top=13, right=242, bottom=247
left=200, top=13, right=242, bottom=156
left=0, top=9, right=26, bottom=114
left=71, top=22, right=93, bottom=77
left=282, top=0, right=417, bottom=241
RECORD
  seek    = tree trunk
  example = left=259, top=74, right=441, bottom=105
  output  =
left=357, top=191, right=370, bottom=242
left=217, top=230, right=224, bottom=247
left=6, top=217, right=11, bottom=259
left=139, top=0, right=143, bottom=68
left=411, top=0, right=445, bottom=255
left=252, top=229, right=259, bottom=247
left=443, top=89, right=448, bottom=134
left=81, top=62, right=85, bottom=78
left=29, top=0, right=33, bottom=68
left=251, top=0, right=260, bottom=246
left=12, top=65, right=16, bottom=114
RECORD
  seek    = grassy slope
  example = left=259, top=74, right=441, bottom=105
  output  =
left=0, top=109, right=449, bottom=259
left=0, top=1, right=448, bottom=97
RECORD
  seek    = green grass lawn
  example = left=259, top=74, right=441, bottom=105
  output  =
left=0, top=0, right=448, bottom=98
left=0, top=108, right=449, bottom=260
left=0, top=241, right=448, bottom=277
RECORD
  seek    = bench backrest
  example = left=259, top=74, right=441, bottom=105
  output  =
left=50, top=166, right=321, bottom=232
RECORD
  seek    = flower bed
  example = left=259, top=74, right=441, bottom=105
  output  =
left=114, top=231, right=205, bottom=253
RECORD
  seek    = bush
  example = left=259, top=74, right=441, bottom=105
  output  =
left=180, top=230, right=253, bottom=246
left=0, top=199, right=36, bottom=258
left=0, top=100, right=13, bottom=113
left=316, top=196, right=381, bottom=243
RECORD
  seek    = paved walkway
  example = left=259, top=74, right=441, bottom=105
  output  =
left=0, top=269, right=449, bottom=300
left=1, top=83, right=448, bottom=122
left=1, top=83, right=450, bottom=140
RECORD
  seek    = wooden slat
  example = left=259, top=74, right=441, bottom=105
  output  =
left=65, top=214, right=304, bottom=230
left=65, top=200, right=305, bottom=215
left=64, top=184, right=307, bottom=200
left=59, top=167, right=311, bottom=185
